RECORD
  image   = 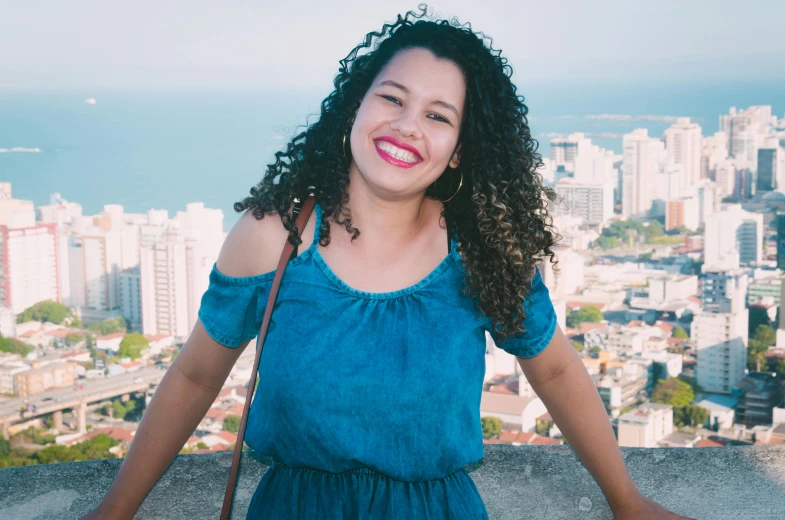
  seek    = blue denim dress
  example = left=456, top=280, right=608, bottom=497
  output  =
left=198, top=202, right=558, bottom=519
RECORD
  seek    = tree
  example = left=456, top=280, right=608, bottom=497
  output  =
left=675, top=403, right=708, bottom=429
left=119, top=333, right=149, bottom=360
left=481, top=416, right=503, bottom=439
left=99, top=316, right=127, bottom=335
left=566, top=305, right=603, bottom=329
left=571, top=341, right=584, bottom=353
left=753, top=325, right=776, bottom=347
left=644, top=221, right=664, bottom=240
left=17, top=300, right=72, bottom=324
left=677, top=374, right=703, bottom=396
left=748, top=307, right=772, bottom=338
left=672, top=327, right=689, bottom=339
left=65, top=333, right=84, bottom=346
left=223, top=415, right=241, bottom=434
left=652, top=377, right=694, bottom=408
left=774, top=359, right=785, bottom=377
left=0, top=336, right=32, bottom=357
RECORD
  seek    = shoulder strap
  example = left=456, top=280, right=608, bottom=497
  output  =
left=220, top=194, right=316, bottom=520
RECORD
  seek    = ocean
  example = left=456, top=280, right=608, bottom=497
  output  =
left=1, top=80, right=782, bottom=231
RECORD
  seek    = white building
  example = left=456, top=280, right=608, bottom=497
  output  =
left=692, top=269, right=749, bottom=394
left=538, top=249, right=584, bottom=300
left=0, top=186, right=59, bottom=314
left=554, top=178, right=614, bottom=226
left=0, top=306, right=16, bottom=338
left=617, top=402, right=674, bottom=448
left=720, top=105, right=775, bottom=174
left=704, top=204, right=763, bottom=270
left=648, top=274, right=698, bottom=303
left=663, top=117, right=702, bottom=192
left=119, top=267, right=142, bottom=332
left=622, top=129, right=665, bottom=218
left=140, top=229, right=190, bottom=338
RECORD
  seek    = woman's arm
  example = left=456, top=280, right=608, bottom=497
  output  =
left=81, top=323, right=252, bottom=519
left=518, top=325, right=693, bottom=519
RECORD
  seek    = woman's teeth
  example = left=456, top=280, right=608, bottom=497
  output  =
left=375, top=141, right=420, bottom=163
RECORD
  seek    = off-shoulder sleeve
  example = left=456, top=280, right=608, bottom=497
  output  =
left=490, top=267, right=558, bottom=359
left=197, top=263, right=272, bottom=348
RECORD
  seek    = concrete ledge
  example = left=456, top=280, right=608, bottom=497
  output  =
left=1, top=445, right=784, bottom=519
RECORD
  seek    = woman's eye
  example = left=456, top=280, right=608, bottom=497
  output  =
left=380, top=95, right=449, bottom=124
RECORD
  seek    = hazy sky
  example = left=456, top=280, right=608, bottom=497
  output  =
left=1, top=0, right=783, bottom=90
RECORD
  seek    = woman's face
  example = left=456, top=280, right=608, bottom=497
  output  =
left=349, top=47, right=466, bottom=201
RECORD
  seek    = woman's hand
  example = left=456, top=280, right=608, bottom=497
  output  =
left=613, top=494, right=695, bottom=520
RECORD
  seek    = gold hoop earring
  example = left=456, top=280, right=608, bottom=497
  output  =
left=435, top=168, right=463, bottom=203
left=342, top=117, right=355, bottom=160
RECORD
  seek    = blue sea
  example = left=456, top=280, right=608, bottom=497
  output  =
left=1, top=80, right=782, bottom=231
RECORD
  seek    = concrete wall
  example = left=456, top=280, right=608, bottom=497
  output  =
left=0, top=445, right=784, bottom=519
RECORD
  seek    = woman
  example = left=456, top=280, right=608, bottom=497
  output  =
left=84, top=6, right=693, bottom=519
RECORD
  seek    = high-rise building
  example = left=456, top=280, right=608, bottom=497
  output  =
left=713, top=159, right=737, bottom=199
left=140, top=229, right=190, bottom=338
left=720, top=106, right=776, bottom=174
left=704, top=204, right=763, bottom=270
left=67, top=231, right=123, bottom=311
left=550, top=133, right=592, bottom=168
left=119, top=267, right=142, bottom=332
left=757, top=137, right=785, bottom=193
left=692, top=269, right=749, bottom=394
left=665, top=196, right=699, bottom=231
left=0, top=185, right=59, bottom=314
left=621, top=129, right=664, bottom=218
left=777, top=213, right=785, bottom=271
left=663, top=117, right=702, bottom=191
left=554, top=178, right=614, bottom=226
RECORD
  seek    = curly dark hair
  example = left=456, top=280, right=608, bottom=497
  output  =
left=234, top=4, right=560, bottom=343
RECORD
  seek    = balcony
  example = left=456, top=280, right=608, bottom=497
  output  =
left=1, top=445, right=783, bottom=519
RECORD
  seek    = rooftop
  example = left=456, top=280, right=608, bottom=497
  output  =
left=0, top=445, right=783, bottom=519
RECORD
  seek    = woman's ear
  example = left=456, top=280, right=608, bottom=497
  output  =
left=450, top=144, right=462, bottom=168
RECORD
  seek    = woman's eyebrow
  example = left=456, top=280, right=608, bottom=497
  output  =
left=378, top=79, right=459, bottom=118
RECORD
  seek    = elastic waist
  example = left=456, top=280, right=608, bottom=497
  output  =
left=268, top=458, right=465, bottom=484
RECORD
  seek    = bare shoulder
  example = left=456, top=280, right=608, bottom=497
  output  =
left=216, top=204, right=316, bottom=278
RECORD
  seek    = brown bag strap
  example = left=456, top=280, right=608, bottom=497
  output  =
left=220, top=194, right=317, bottom=520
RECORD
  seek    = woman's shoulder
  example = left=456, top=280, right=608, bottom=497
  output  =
left=216, top=204, right=317, bottom=279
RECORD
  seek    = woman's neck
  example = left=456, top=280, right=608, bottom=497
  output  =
left=336, top=170, right=438, bottom=251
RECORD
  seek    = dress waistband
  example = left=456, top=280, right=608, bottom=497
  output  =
left=268, top=458, right=466, bottom=484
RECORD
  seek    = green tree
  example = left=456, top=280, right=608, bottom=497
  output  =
left=675, top=403, right=708, bottom=428
left=223, top=415, right=241, bottom=434
left=119, top=333, right=149, bottom=360
left=652, top=377, right=694, bottom=407
left=65, top=333, right=84, bottom=346
left=0, top=336, right=32, bottom=357
left=571, top=340, right=584, bottom=353
left=677, top=374, right=704, bottom=396
left=748, top=307, right=772, bottom=339
left=100, top=316, right=127, bottom=335
left=672, top=327, right=689, bottom=339
left=595, top=236, right=618, bottom=249
left=17, top=300, right=72, bottom=324
left=196, top=441, right=208, bottom=450
left=481, top=416, right=503, bottom=439
left=566, top=305, right=603, bottom=329
left=644, top=220, right=664, bottom=240
left=753, top=325, right=776, bottom=347
left=774, top=359, right=785, bottom=377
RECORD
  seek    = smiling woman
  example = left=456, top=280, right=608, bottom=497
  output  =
left=80, top=4, right=692, bottom=520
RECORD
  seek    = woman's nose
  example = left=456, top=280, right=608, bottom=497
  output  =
left=389, top=107, right=422, bottom=140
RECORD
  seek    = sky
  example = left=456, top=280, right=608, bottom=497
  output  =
left=1, top=0, right=784, bottom=91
